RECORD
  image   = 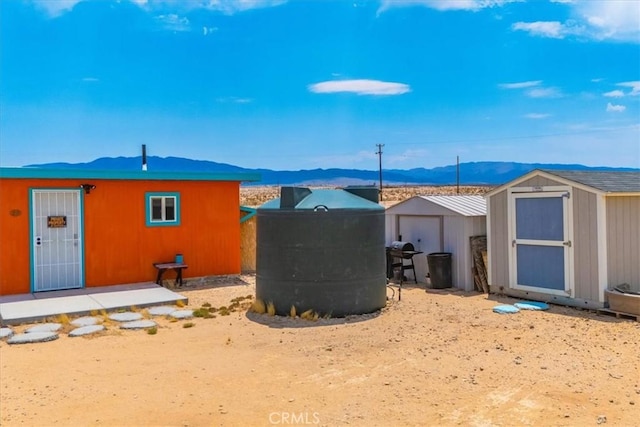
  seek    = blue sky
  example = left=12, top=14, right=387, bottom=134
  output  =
left=1, top=0, right=639, bottom=170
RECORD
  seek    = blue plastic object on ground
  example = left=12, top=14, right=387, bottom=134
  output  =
left=514, top=301, right=550, bottom=311
left=493, top=304, right=520, bottom=314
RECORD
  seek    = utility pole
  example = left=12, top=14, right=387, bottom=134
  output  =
left=376, top=144, right=384, bottom=196
left=456, top=155, right=460, bottom=194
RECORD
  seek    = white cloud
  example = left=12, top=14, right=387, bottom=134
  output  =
left=378, top=0, right=519, bottom=13
left=526, top=87, right=563, bottom=98
left=216, top=97, right=253, bottom=104
left=29, top=0, right=82, bottom=17
left=575, top=1, right=640, bottom=42
left=154, top=14, right=190, bottom=31
left=498, top=80, right=542, bottom=89
left=28, top=0, right=288, bottom=17
left=514, top=1, right=640, bottom=43
left=606, top=102, right=626, bottom=112
left=603, top=89, right=625, bottom=98
left=387, top=148, right=430, bottom=166
left=308, top=79, right=411, bottom=96
left=617, top=81, right=640, bottom=96
left=142, top=0, right=287, bottom=14
left=512, top=21, right=567, bottom=39
left=498, top=80, right=562, bottom=99
left=203, top=26, right=218, bottom=36
left=312, top=150, right=377, bottom=168
left=524, top=113, right=551, bottom=119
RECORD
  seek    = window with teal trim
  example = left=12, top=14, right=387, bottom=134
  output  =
left=146, top=192, right=180, bottom=226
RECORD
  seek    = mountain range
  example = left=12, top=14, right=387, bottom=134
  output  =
left=26, top=156, right=638, bottom=186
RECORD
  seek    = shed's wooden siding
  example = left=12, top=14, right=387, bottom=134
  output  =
left=515, top=175, right=563, bottom=187
left=572, top=188, right=599, bottom=301
left=607, top=196, right=640, bottom=287
left=488, top=189, right=509, bottom=287
left=0, top=178, right=241, bottom=295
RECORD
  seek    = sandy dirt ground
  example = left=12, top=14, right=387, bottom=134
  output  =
left=1, top=274, right=639, bottom=427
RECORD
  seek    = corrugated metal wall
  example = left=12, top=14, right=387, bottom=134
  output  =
left=443, top=215, right=486, bottom=290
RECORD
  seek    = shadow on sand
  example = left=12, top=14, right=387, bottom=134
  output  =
left=245, top=307, right=383, bottom=329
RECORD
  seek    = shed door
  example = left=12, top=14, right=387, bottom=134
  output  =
left=31, top=189, right=84, bottom=292
left=510, top=191, right=571, bottom=295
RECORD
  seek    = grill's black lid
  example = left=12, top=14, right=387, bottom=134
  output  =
left=389, top=241, right=415, bottom=251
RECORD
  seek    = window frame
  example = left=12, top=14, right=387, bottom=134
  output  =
left=145, top=192, right=181, bottom=227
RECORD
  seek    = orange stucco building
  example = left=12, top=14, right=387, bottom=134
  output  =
left=0, top=168, right=260, bottom=295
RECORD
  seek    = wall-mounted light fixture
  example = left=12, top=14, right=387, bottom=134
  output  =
left=80, top=184, right=96, bottom=194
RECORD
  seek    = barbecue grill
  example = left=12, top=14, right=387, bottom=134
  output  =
left=386, top=241, right=423, bottom=300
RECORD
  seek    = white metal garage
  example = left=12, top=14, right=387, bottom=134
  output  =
left=385, top=195, right=487, bottom=291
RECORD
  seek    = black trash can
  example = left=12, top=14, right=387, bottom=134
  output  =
left=427, top=252, right=452, bottom=289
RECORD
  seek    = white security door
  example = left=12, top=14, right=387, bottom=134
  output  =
left=32, top=189, right=84, bottom=291
left=510, top=191, right=572, bottom=295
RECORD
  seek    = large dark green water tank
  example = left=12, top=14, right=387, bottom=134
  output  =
left=256, top=186, right=386, bottom=317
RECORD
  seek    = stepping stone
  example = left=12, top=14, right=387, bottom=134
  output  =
left=170, top=310, right=194, bottom=319
left=69, top=325, right=105, bottom=337
left=493, top=304, right=520, bottom=314
left=109, top=312, right=143, bottom=322
left=514, top=301, right=550, bottom=311
left=71, top=316, right=99, bottom=327
left=119, top=320, right=157, bottom=330
left=0, top=327, right=14, bottom=339
left=26, top=323, right=62, bottom=333
left=148, top=306, right=177, bottom=316
left=8, top=332, right=58, bottom=344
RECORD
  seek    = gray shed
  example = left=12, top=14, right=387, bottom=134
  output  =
left=485, top=169, right=640, bottom=309
left=385, top=195, right=487, bottom=291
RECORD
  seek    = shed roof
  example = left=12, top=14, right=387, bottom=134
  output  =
left=387, top=195, right=486, bottom=217
left=418, top=195, right=487, bottom=216
left=485, top=169, right=640, bottom=197
left=541, top=170, right=640, bottom=193
left=0, top=167, right=261, bottom=182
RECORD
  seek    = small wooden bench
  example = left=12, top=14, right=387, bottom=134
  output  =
left=153, top=262, right=188, bottom=287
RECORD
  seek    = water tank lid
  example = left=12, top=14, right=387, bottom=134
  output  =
left=259, top=188, right=383, bottom=210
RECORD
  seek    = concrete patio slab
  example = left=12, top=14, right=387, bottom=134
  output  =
left=0, top=283, right=187, bottom=325
left=0, top=295, right=103, bottom=325
left=90, top=287, right=186, bottom=310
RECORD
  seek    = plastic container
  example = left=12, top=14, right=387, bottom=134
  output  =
left=427, top=252, right=452, bottom=289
